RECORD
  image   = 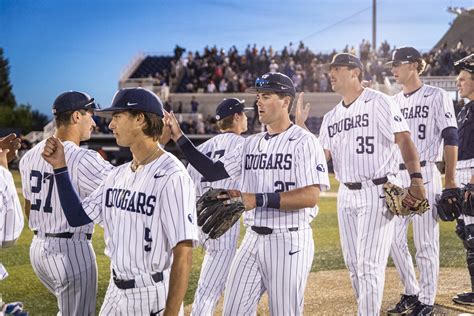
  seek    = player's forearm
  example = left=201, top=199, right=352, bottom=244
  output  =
left=244, top=185, right=320, bottom=211
left=395, top=133, right=422, bottom=176
left=444, top=145, right=458, bottom=188
left=176, top=135, right=229, bottom=181
left=53, top=167, right=93, bottom=227
left=165, top=241, right=193, bottom=316
left=24, top=199, right=31, bottom=221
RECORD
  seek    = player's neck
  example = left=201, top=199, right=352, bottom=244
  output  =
left=130, top=140, right=163, bottom=168
left=402, top=77, right=423, bottom=95
left=54, top=129, right=80, bottom=145
left=341, top=85, right=364, bottom=106
left=266, top=116, right=292, bottom=135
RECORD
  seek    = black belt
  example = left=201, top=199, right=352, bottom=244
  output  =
left=399, top=160, right=426, bottom=170
left=344, top=176, right=388, bottom=190
left=251, top=226, right=299, bottom=235
left=113, top=270, right=164, bottom=290
left=33, top=231, right=92, bottom=240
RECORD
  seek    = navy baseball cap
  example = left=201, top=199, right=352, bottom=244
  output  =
left=386, top=47, right=421, bottom=66
left=329, top=53, right=364, bottom=70
left=454, top=54, right=474, bottom=74
left=96, top=87, right=164, bottom=118
left=246, top=72, right=296, bottom=97
left=52, top=91, right=98, bottom=115
left=215, top=98, right=253, bottom=121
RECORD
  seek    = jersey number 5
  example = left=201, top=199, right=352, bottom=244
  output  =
left=30, top=170, right=54, bottom=213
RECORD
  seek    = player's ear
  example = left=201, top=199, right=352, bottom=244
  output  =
left=71, top=111, right=81, bottom=124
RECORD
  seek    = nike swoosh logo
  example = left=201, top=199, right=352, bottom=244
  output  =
left=289, top=250, right=301, bottom=255
left=364, top=99, right=372, bottom=103
left=154, top=174, right=165, bottom=178
left=280, top=86, right=289, bottom=90
left=289, top=137, right=298, bottom=141
left=423, top=94, right=432, bottom=98
left=127, top=102, right=138, bottom=106
left=150, top=308, right=165, bottom=315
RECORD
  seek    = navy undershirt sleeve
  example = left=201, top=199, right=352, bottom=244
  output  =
left=53, top=167, right=93, bottom=227
left=177, top=135, right=230, bottom=181
left=442, top=127, right=459, bottom=146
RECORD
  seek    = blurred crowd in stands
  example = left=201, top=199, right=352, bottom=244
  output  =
left=93, top=40, right=472, bottom=136
left=156, top=39, right=472, bottom=94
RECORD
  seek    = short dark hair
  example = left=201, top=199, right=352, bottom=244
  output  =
left=127, top=109, right=163, bottom=141
left=54, top=109, right=88, bottom=127
left=216, top=114, right=235, bottom=131
left=276, top=93, right=295, bottom=113
left=347, top=66, right=363, bottom=82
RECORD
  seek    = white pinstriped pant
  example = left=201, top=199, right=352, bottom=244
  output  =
left=390, top=164, right=442, bottom=306
left=222, top=227, right=314, bottom=315
left=30, top=235, right=97, bottom=316
left=338, top=180, right=396, bottom=316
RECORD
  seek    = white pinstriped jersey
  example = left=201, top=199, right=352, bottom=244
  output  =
left=319, top=88, right=410, bottom=183
left=82, top=152, right=198, bottom=280
left=220, top=124, right=330, bottom=229
left=19, top=140, right=113, bottom=234
left=0, top=166, right=24, bottom=244
left=392, top=84, right=457, bottom=163
left=187, top=132, right=245, bottom=249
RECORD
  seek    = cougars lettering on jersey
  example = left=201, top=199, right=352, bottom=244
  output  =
left=187, top=132, right=245, bottom=250
left=81, top=153, right=198, bottom=280
left=19, top=140, right=113, bottom=234
left=393, top=84, right=457, bottom=163
left=0, top=166, right=24, bottom=244
left=219, top=124, right=330, bottom=229
left=319, top=88, right=410, bottom=183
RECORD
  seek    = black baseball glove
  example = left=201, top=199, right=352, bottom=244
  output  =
left=436, top=188, right=463, bottom=221
left=197, top=188, right=246, bottom=239
left=463, top=183, right=474, bottom=217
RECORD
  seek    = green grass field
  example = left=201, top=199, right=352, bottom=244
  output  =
left=0, top=171, right=466, bottom=314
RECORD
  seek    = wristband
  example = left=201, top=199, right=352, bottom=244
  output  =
left=255, top=193, right=281, bottom=209
left=409, top=172, right=422, bottom=179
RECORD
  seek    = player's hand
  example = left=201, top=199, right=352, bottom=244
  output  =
left=0, top=148, right=9, bottom=169
left=361, top=80, right=373, bottom=88
left=295, top=92, right=310, bottom=128
left=41, top=136, right=67, bottom=169
left=159, top=124, right=172, bottom=146
left=408, top=181, right=427, bottom=200
left=164, top=110, right=183, bottom=141
left=0, top=133, right=21, bottom=162
left=241, top=192, right=257, bottom=211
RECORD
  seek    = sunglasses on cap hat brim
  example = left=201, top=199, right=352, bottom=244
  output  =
left=385, top=60, right=413, bottom=67
left=246, top=78, right=294, bottom=94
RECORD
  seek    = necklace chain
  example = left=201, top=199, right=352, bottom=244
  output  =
left=131, top=147, right=160, bottom=172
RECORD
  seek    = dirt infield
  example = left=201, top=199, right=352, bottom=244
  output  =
left=185, top=267, right=474, bottom=315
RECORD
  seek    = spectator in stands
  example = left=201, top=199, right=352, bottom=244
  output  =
left=175, top=101, right=183, bottom=113
left=269, top=59, right=279, bottom=72
left=207, top=80, right=216, bottom=93
left=190, top=96, right=199, bottom=113
left=164, top=97, right=173, bottom=112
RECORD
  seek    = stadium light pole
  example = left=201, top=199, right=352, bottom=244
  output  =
left=372, top=0, right=376, bottom=52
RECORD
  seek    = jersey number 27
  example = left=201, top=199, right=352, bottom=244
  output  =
left=30, top=170, right=54, bottom=213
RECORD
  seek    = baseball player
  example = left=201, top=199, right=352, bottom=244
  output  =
left=452, top=54, right=474, bottom=306
left=385, top=47, right=458, bottom=315
left=0, top=138, right=24, bottom=281
left=166, top=72, right=330, bottom=315
left=18, top=91, right=113, bottom=315
left=188, top=98, right=250, bottom=316
left=41, top=87, right=198, bottom=315
left=317, top=53, right=426, bottom=316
